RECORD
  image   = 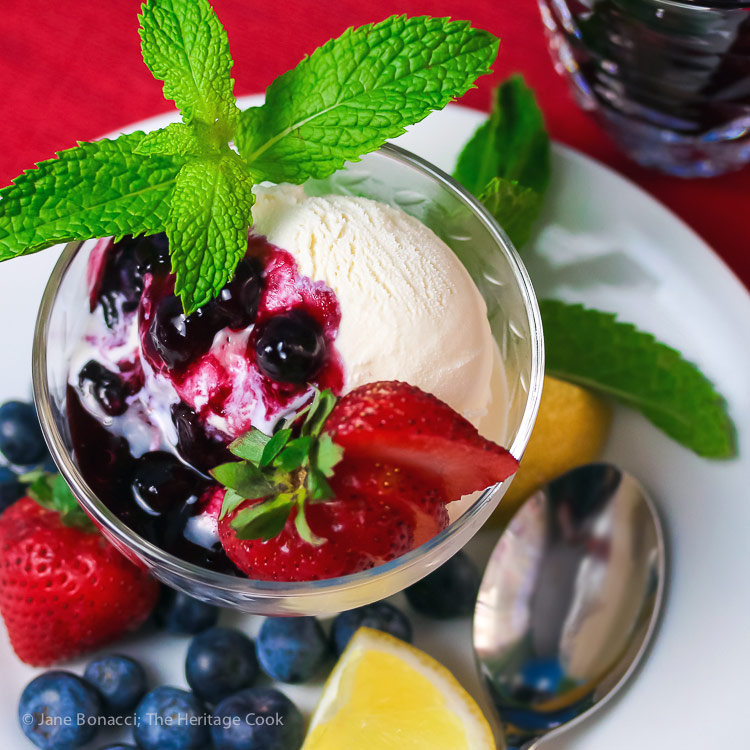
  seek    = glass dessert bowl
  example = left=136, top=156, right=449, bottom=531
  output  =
left=32, top=143, right=543, bottom=616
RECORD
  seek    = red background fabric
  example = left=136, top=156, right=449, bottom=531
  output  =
left=1, top=0, right=747, bottom=289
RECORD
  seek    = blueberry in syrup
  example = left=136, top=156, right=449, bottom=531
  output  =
left=131, top=451, right=204, bottom=515
left=98, top=234, right=170, bottom=327
left=78, top=360, right=130, bottom=416
left=255, top=309, right=326, bottom=384
left=66, top=387, right=236, bottom=573
left=147, top=257, right=264, bottom=372
left=171, top=403, right=231, bottom=473
left=216, top=256, right=264, bottom=330
left=147, top=294, right=223, bottom=371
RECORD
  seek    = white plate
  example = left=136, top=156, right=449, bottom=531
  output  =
left=1, top=99, right=748, bottom=749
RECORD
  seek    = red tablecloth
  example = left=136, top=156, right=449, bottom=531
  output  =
left=2, top=0, right=748, bottom=289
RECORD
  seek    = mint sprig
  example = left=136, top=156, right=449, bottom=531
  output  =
left=541, top=301, right=736, bottom=458
left=236, top=15, right=499, bottom=184
left=210, top=389, right=344, bottom=545
left=1, top=2, right=499, bottom=315
left=453, top=74, right=550, bottom=248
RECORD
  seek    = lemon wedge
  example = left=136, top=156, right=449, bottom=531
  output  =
left=491, top=375, right=612, bottom=526
left=303, top=627, right=495, bottom=750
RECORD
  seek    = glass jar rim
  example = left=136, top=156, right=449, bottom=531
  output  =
left=32, top=142, right=544, bottom=601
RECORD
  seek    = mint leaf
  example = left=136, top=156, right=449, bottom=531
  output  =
left=230, top=428, right=272, bottom=463
left=454, top=74, right=550, bottom=195
left=135, top=123, right=202, bottom=157
left=0, top=133, right=185, bottom=260
left=478, top=177, right=543, bottom=248
left=139, top=0, right=239, bottom=130
left=237, top=15, right=498, bottom=183
left=541, top=300, right=737, bottom=458
left=167, top=152, right=254, bottom=314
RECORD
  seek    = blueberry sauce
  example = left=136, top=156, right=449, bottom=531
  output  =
left=67, top=232, right=344, bottom=572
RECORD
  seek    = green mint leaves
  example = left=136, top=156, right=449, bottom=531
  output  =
left=21, top=471, right=95, bottom=531
left=0, top=3, right=499, bottom=315
left=0, top=134, right=185, bottom=261
left=453, top=75, right=550, bottom=248
left=455, top=74, right=550, bottom=194
left=138, top=0, right=248, bottom=314
left=168, top=154, right=255, bottom=311
left=454, top=75, right=735, bottom=457
left=138, top=0, right=239, bottom=131
left=541, top=301, right=736, bottom=458
left=236, top=16, right=499, bottom=184
left=478, top=177, right=543, bottom=249
left=211, top=389, right=344, bottom=545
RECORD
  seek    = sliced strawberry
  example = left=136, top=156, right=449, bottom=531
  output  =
left=327, top=381, right=519, bottom=499
left=0, top=497, right=159, bottom=666
left=218, top=460, right=447, bottom=581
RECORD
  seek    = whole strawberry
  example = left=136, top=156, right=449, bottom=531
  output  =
left=0, top=474, right=159, bottom=666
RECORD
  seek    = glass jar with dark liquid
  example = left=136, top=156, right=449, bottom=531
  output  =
left=539, top=0, right=750, bottom=176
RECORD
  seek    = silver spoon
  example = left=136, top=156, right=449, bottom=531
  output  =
left=473, top=463, right=666, bottom=750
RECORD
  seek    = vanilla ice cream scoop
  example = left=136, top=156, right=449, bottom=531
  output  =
left=252, top=185, right=496, bottom=426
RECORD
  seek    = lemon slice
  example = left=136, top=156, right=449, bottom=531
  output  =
left=491, top=375, right=612, bottom=526
left=303, top=627, right=495, bottom=750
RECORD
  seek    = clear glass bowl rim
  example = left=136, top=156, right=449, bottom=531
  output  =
left=32, top=142, right=544, bottom=601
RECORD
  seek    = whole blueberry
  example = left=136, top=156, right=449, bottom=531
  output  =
left=84, top=655, right=147, bottom=715
left=134, top=686, right=208, bottom=750
left=78, top=360, right=131, bottom=417
left=331, top=602, right=412, bottom=655
left=211, top=687, right=304, bottom=750
left=186, top=627, right=259, bottom=705
left=18, top=670, right=102, bottom=749
left=0, top=401, right=47, bottom=465
left=255, top=309, right=326, bottom=384
left=257, top=617, right=328, bottom=683
left=0, top=465, right=24, bottom=515
left=404, top=551, right=481, bottom=618
left=155, top=587, right=220, bottom=635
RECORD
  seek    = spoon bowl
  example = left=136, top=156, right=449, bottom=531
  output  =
left=474, top=463, right=666, bottom=749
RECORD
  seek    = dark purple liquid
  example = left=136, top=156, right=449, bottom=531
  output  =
left=66, top=384, right=238, bottom=572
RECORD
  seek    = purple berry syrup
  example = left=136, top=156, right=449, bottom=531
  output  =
left=67, top=232, right=343, bottom=572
